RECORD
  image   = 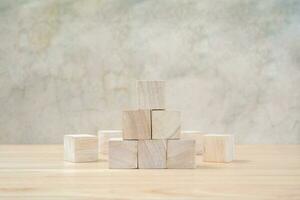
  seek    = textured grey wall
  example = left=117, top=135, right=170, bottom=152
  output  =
left=0, top=0, right=299, bottom=144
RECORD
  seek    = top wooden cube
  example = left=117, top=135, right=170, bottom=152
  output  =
left=137, top=80, right=165, bottom=110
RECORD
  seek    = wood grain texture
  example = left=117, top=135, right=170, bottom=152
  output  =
left=137, top=80, right=165, bottom=109
left=98, top=130, right=122, bottom=154
left=181, top=131, right=206, bottom=155
left=167, top=139, right=196, bottom=169
left=138, top=140, right=167, bottom=169
left=109, top=138, right=138, bottom=169
left=203, top=134, right=235, bottom=163
left=64, top=134, right=98, bottom=163
left=0, top=145, right=299, bottom=199
left=123, top=110, right=151, bottom=139
left=152, top=110, right=181, bottom=139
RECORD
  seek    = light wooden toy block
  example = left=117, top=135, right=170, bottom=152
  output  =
left=64, top=134, right=98, bottom=163
left=181, top=131, right=206, bottom=155
left=123, top=110, right=151, bottom=140
left=152, top=110, right=181, bottom=139
left=203, top=134, right=235, bottom=163
left=137, top=80, right=165, bottom=109
left=138, top=140, right=167, bottom=169
left=98, top=130, right=122, bottom=154
left=167, top=139, right=196, bottom=169
left=109, top=138, right=138, bottom=169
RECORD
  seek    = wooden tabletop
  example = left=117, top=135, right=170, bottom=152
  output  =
left=0, top=145, right=299, bottom=200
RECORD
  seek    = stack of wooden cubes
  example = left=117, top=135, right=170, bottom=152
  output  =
left=109, top=80, right=196, bottom=169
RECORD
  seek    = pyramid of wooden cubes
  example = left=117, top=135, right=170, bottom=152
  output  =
left=109, top=80, right=196, bottom=169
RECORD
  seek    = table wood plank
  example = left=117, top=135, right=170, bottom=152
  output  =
left=0, top=145, right=299, bottom=200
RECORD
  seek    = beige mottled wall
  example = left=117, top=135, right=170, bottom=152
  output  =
left=0, top=0, right=299, bottom=144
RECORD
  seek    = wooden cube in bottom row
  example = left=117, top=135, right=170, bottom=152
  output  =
left=138, top=140, right=167, bottom=169
left=64, top=134, right=98, bottom=163
left=109, top=138, right=138, bottom=169
left=167, top=140, right=196, bottom=169
left=108, top=139, right=195, bottom=169
left=203, top=135, right=235, bottom=163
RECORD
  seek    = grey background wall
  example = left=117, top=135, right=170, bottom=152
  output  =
left=0, top=0, right=299, bottom=144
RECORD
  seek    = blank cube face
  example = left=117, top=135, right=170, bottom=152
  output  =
left=203, top=135, right=235, bottom=163
left=137, top=81, right=165, bottom=109
left=123, top=110, right=151, bottom=140
left=167, top=139, right=196, bottom=169
left=152, top=110, right=181, bottom=139
left=181, top=131, right=206, bottom=155
left=138, top=140, right=167, bottom=169
left=98, top=130, right=122, bottom=154
left=109, top=139, right=138, bottom=169
left=64, top=134, right=98, bottom=163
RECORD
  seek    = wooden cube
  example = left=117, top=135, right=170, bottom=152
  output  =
left=181, top=131, right=206, bottom=155
left=138, top=140, right=167, bottom=169
left=109, top=138, right=138, bottom=169
left=152, top=110, right=181, bottom=139
left=137, top=80, right=165, bottom=109
left=98, top=130, right=122, bottom=155
left=203, top=134, right=235, bottom=163
left=64, top=134, right=98, bottom=163
left=167, top=139, right=196, bottom=169
left=123, top=110, right=151, bottom=140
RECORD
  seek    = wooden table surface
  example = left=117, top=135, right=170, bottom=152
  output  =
left=0, top=145, right=299, bottom=200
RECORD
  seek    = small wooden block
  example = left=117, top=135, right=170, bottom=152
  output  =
left=137, top=80, right=165, bottom=109
left=123, top=110, right=151, bottom=140
left=181, top=131, right=206, bottom=155
left=167, top=139, right=196, bottom=169
left=152, top=110, right=181, bottom=139
left=203, top=134, right=235, bottom=163
left=98, top=130, right=122, bottom=154
left=64, top=134, right=98, bottom=163
left=109, top=138, right=138, bottom=169
left=138, top=140, right=167, bottom=169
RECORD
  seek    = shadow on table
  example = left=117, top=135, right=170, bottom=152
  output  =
left=196, top=159, right=251, bottom=169
left=232, top=159, right=251, bottom=164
